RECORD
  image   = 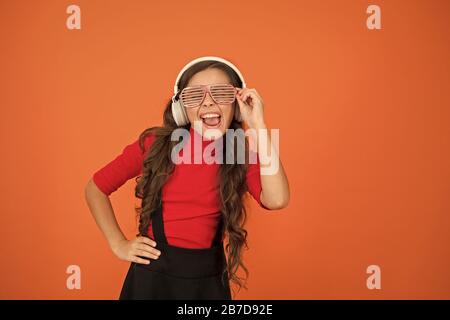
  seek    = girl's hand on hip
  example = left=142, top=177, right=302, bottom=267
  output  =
left=111, top=236, right=161, bottom=264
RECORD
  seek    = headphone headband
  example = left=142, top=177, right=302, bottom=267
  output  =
left=172, top=56, right=247, bottom=95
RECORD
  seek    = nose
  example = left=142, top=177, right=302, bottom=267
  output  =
left=202, top=91, right=216, bottom=107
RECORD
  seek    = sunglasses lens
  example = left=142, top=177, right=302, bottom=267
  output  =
left=180, top=86, right=205, bottom=108
left=210, top=84, right=236, bottom=104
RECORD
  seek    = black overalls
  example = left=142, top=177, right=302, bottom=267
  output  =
left=119, top=203, right=232, bottom=300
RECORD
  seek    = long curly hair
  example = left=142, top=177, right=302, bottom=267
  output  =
left=133, top=60, right=252, bottom=295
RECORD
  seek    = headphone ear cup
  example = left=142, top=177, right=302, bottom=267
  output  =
left=171, top=100, right=189, bottom=126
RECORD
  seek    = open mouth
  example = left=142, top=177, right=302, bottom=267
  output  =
left=200, top=112, right=222, bottom=128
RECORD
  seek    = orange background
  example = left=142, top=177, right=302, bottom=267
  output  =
left=0, top=0, right=449, bottom=299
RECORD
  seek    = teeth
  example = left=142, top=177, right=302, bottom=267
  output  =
left=201, top=113, right=221, bottom=119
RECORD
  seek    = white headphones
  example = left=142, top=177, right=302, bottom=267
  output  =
left=171, top=56, right=246, bottom=126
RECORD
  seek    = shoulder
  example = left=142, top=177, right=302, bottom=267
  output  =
left=136, top=129, right=158, bottom=155
left=142, top=131, right=157, bottom=153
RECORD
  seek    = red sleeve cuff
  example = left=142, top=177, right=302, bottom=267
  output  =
left=92, top=171, right=113, bottom=196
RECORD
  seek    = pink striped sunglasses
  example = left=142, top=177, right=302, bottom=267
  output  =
left=179, top=83, right=239, bottom=108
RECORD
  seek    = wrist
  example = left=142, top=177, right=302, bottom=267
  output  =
left=249, top=120, right=267, bottom=131
left=109, top=236, right=127, bottom=251
left=247, top=121, right=267, bottom=153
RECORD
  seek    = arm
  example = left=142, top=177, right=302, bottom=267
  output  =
left=85, top=178, right=160, bottom=264
left=84, top=178, right=128, bottom=253
left=236, top=88, right=290, bottom=210
left=253, top=122, right=290, bottom=209
left=85, top=135, right=161, bottom=264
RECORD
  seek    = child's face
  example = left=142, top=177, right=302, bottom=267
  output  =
left=184, top=68, right=236, bottom=139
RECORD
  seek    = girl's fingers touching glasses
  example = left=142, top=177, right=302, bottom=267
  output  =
left=235, top=87, right=266, bottom=129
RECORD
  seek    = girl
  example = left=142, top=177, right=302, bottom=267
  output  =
left=85, top=56, right=290, bottom=300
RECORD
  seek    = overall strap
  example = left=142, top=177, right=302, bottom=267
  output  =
left=211, top=214, right=225, bottom=246
left=151, top=202, right=168, bottom=244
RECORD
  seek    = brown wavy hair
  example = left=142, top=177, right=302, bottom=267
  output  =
left=133, top=60, right=252, bottom=295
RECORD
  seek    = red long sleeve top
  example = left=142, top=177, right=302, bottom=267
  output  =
left=92, top=126, right=266, bottom=249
